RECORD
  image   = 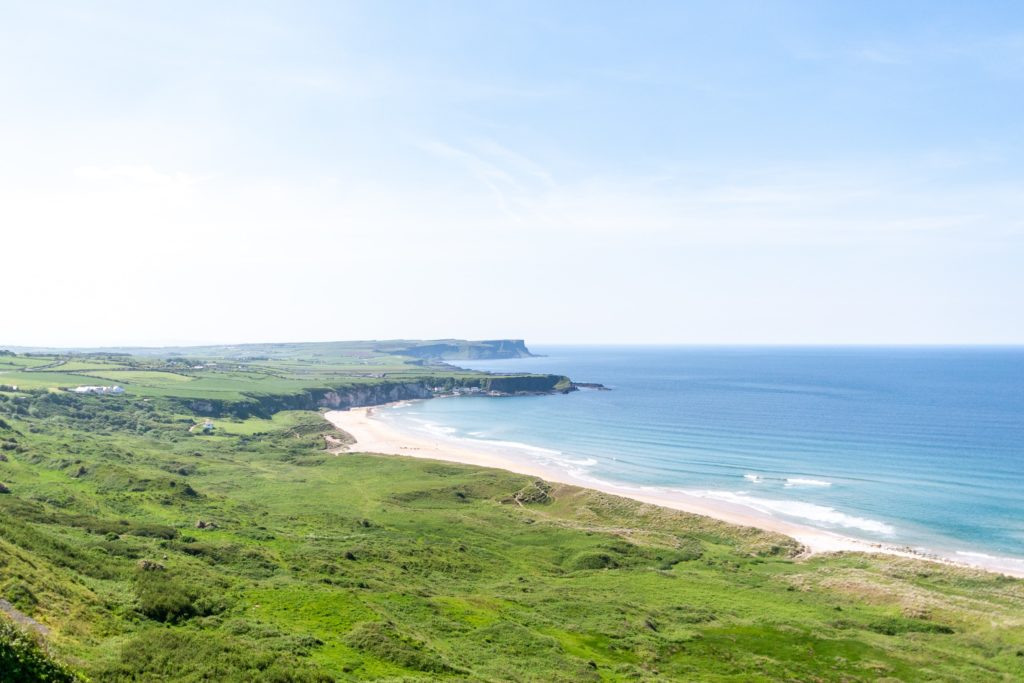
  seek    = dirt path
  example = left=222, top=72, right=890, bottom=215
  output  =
left=323, top=433, right=351, bottom=454
left=0, top=598, right=49, bottom=636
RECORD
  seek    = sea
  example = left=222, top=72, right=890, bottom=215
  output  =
left=378, top=346, right=1024, bottom=570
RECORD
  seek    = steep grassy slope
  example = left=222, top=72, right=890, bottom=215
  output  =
left=0, top=391, right=1023, bottom=681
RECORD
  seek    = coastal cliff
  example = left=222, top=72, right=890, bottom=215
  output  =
left=181, top=373, right=574, bottom=418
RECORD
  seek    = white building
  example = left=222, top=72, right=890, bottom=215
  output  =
left=71, top=385, right=125, bottom=395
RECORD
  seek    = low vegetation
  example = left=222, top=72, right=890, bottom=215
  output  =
left=0, top=619, right=82, bottom=682
left=0, top=346, right=1022, bottom=681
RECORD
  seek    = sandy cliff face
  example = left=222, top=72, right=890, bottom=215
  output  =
left=316, top=383, right=433, bottom=409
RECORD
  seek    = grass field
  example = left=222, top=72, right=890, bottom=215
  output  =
left=86, top=370, right=195, bottom=384
left=0, top=341, right=561, bottom=405
left=1, top=383, right=1023, bottom=681
left=37, top=361, right=130, bottom=373
left=204, top=410, right=313, bottom=435
left=0, top=370, right=111, bottom=390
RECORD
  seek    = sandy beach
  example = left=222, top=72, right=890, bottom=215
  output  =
left=324, top=404, right=1024, bottom=578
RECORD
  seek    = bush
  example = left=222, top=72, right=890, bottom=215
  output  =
left=135, top=570, right=223, bottom=623
left=344, top=622, right=458, bottom=674
left=656, top=541, right=704, bottom=569
left=869, top=616, right=954, bottom=635
left=96, top=629, right=333, bottom=682
left=6, top=583, right=38, bottom=611
left=568, top=551, right=618, bottom=570
left=0, top=618, right=82, bottom=682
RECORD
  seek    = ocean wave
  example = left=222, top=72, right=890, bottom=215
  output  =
left=465, top=438, right=599, bottom=471
left=743, top=474, right=764, bottom=483
left=784, top=478, right=832, bottom=488
left=477, top=438, right=565, bottom=458
left=417, top=421, right=458, bottom=437
left=954, top=550, right=1024, bottom=573
left=690, top=490, right=895, bottom=535
left=390, top=411, right=604, bottom=473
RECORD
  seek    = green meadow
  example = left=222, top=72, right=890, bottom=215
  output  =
left=0, top=344, right=1022, bottom=681
left=0, top=341, right=552, bottom=405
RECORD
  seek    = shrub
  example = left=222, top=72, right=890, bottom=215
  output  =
left=344, top=622, right=458, bottom=674
left=96, top=629, right=333, bottom=682
left=135, top=570, right=223, bottom=623
left=568, top=551, right=618, bottom=570
left=869, top=616, right=955, bottom=635
left=6, top=583, right=38, bottom=611
left=0, top=618, right=83, bottom=682
left=656, top=541, right=704, bottom=569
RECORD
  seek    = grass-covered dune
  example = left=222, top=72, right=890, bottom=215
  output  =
left=1, top=390, right=1023, bottom=681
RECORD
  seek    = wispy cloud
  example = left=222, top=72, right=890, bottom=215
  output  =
left=413, top=136, right=1024, bottom=249
left=854, top=47, right=908, bottom=65
left=73, top=164, right=211, bottom=188
left=416, top=139, right=542, bottom=214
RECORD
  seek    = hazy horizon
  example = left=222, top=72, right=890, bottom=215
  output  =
left=4, top=338, right=1024, bottom=352
left=4, top=1, right=1022, bottom=346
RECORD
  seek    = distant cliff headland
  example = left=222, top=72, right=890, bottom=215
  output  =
left=385, top=338, right=536, bottom=361
left=2, top=338, right=536, bottom=360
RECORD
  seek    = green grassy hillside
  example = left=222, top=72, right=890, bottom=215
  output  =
left=0, top=341, right=571, bottom=414
left=1, top=387, right=1022, bottom=681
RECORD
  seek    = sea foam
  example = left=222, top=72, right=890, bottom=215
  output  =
left=784, top=478, right=832, bottom=488
left=691, top=490, right=895, bottom=535
left=954, top=550, right=1024, bottom=574
left=407, top=419, right=598, bottom=471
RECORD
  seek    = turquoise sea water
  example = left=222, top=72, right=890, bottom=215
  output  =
left=381, top=346, right=1024, bottom=565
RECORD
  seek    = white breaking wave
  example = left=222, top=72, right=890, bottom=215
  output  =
left=414, top=420, right=458, bottom=437
left=472, top=437, right=599, bottom=477
left=785, top=477, right=832, bottom=488
left=689, top=490, right=895, bottom=535
left=477, top=438, right=566, bottom=458
left=743, top=474, right=764, bottom=483
left=954, top=551, right=1024, bottom=574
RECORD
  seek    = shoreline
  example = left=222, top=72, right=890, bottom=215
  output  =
left=324, top=405, right=1024, bottom=579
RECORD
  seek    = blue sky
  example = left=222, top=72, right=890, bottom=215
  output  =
left=2, top=1, right=1022, bottom=345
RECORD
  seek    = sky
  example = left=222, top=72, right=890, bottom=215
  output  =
left=2, top=0, right=1023, bottom=347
